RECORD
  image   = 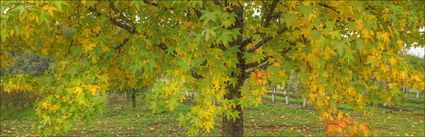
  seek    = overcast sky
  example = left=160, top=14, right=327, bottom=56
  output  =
left=410, top=28, right=425, bottom=58
left=408, top=47, right=425, bottom=58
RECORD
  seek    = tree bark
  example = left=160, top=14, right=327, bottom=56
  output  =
left=186, top=90, right=190, bottom=104
left=222, top=84, right=244, bottom=137
left=284, top=91, right=288, bottom=105
left=191, top=91, right=195, bottom=104
left=222, top=104, right=243, bottom=137
left=131, top=91, right=136, bottom=108
left=302, top=98, right=307, bottom=108
left=222, top=3, right=246, bottom=137
left=272, top=86, right=276, bottom=103
left=404, top=87, right=408, bottom=97
left=417, top=90, right=420, bottom=99
left=285, top=95, right=289, bottom=105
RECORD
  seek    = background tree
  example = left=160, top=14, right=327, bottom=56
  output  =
left=0, top=51, right=49, bottom=110
left=1, top=1, right=424, bottom=136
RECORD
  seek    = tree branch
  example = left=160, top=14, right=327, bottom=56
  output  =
left=318, top=3, right=340, bottom=14
left=245, top=26, right=288, bottom=52
left=262, top=0, right=280, bottom=27
left=213, top=0, right=221, bottom=6
left=108, top=0, right=137, bottom=34
left=240, top=0, right=281, bottom=52
left=143, top=0, right=159, bottom=7
left=245, top=60, right=269, bottom=73
left=191, top=72, right=204, bottom=79
left=114, top=38, right=129, bottom=50
left=244, top=47, right=292, bottom=73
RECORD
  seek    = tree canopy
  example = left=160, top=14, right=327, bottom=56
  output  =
left=1, top=1, right=424, bottom=136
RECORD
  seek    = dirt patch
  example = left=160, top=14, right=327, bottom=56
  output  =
left=412, top=114, right=425, bottom=116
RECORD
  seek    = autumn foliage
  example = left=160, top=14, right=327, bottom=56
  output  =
left=1, top=1, right=424, bottom=136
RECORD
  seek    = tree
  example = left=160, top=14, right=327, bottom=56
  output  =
left=1, top=1, right=424, bottom=136
left=0, top=51, right=49, bottom=110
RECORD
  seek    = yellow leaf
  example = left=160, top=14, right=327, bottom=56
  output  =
left=49, top=104, right=59, bottom=112
left=396, top=40, right=403, bottom=49
left=102, top=46, right=110, bottom=52
left=389, top=57, right=397, bottom=66
left=322, top=111, right=331, bottom=119
left=356, top=19, right=364, bottom=30
left=93, top=26, right=101, bottom=33
left=82, top=28, right=92, bottom=37
left=381, top=32, right=389, bottom=43
left=8, top=30, right=14, bottom=37
left=255, top=47, right=264, bottom=54
left=388, top=83, right=397, bottom=89
left=81, top=39, right=97, bottom=53
left=379, top=65, right=389, bottom=73
left=413, top=75, right=422, bottom=82
left=74, top=87, right=83, bottom=96
left=89, top=85, right=98, bottom=95
left=361, top=29, right=370, bottom=39
left=337, top=112, right=343, bottom=119
left=41, top=101, right=50, bottom=109
left=360, top=122, right=369, bottom=137
left=42, top=5, right=58, bottom=16
left=213, top=78, right=220, bottom=90
left=246, top=43, right=254, bottom=50
left=399, top=70, right=407, bottom=80
left=203, top=120, right=214, bottom=132
left=254, top=97, right=262, bottom=106
left=324, top=47, right=336, bottom=60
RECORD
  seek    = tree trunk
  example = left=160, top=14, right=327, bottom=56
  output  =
left=222, top=67, right=246, bottom=137
left=404, top=88, right=408, bottom=97
left=222, top=4, right=245, bottom=136
left=222, top=85, right=244, bottom=137
left=417, top=90, right=420, bottom=99
left=124, top=92, right=129, bottom=100
left=131, top=91, right=136, bottom=108
left=186, top=90, right=190, bottom=104
left=284, top=91, right=288, bottom=105
left=302, top=98, right=307, bottom=108
left=285, top=95, right=289, bottom=105
left=272, top=86, right=276, bottom=103
left=222, top=104, right=243, bottom=137
left=191, top=91, right=195, bottom=104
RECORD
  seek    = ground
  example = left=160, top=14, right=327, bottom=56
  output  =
left=1, top=92, right=424, bottom=136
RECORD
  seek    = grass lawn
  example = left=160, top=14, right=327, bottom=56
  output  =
left=1, top=92, right=424, bottom=136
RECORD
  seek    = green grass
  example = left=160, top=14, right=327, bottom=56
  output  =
left=1, top=92, right=424, bottom=136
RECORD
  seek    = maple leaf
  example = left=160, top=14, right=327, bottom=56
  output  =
left=389, top=57, right=397, bottom=66
left=41, top=101, right=50, bottom=109
left=42, top=5, right=58, bottom=16
left=2, top=1, right=424, bottom=136
left=255, top=47, right=264, bottom=54
left=93, top=26, right=101, bottom=34
left=81, top=39, right=96, bottom=53
left=82, top=28, right=91, bottom=37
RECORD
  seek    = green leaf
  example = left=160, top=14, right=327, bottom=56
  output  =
left=300, top=5, right=313, bottom=17
left=311, top=30, right=320, bottom=39
left=312, top=17, right=321, bottom=27
left=218, top=30, right=235, bottom=46
left=200, top=10, right=221, bottom=23
left=334, top=40, right=347, bottom=56
left=1, top=29, right=7, bottom=42
left=283, top=14, right=297, bottom=28
left=355, top=39, right=365, bottom=52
